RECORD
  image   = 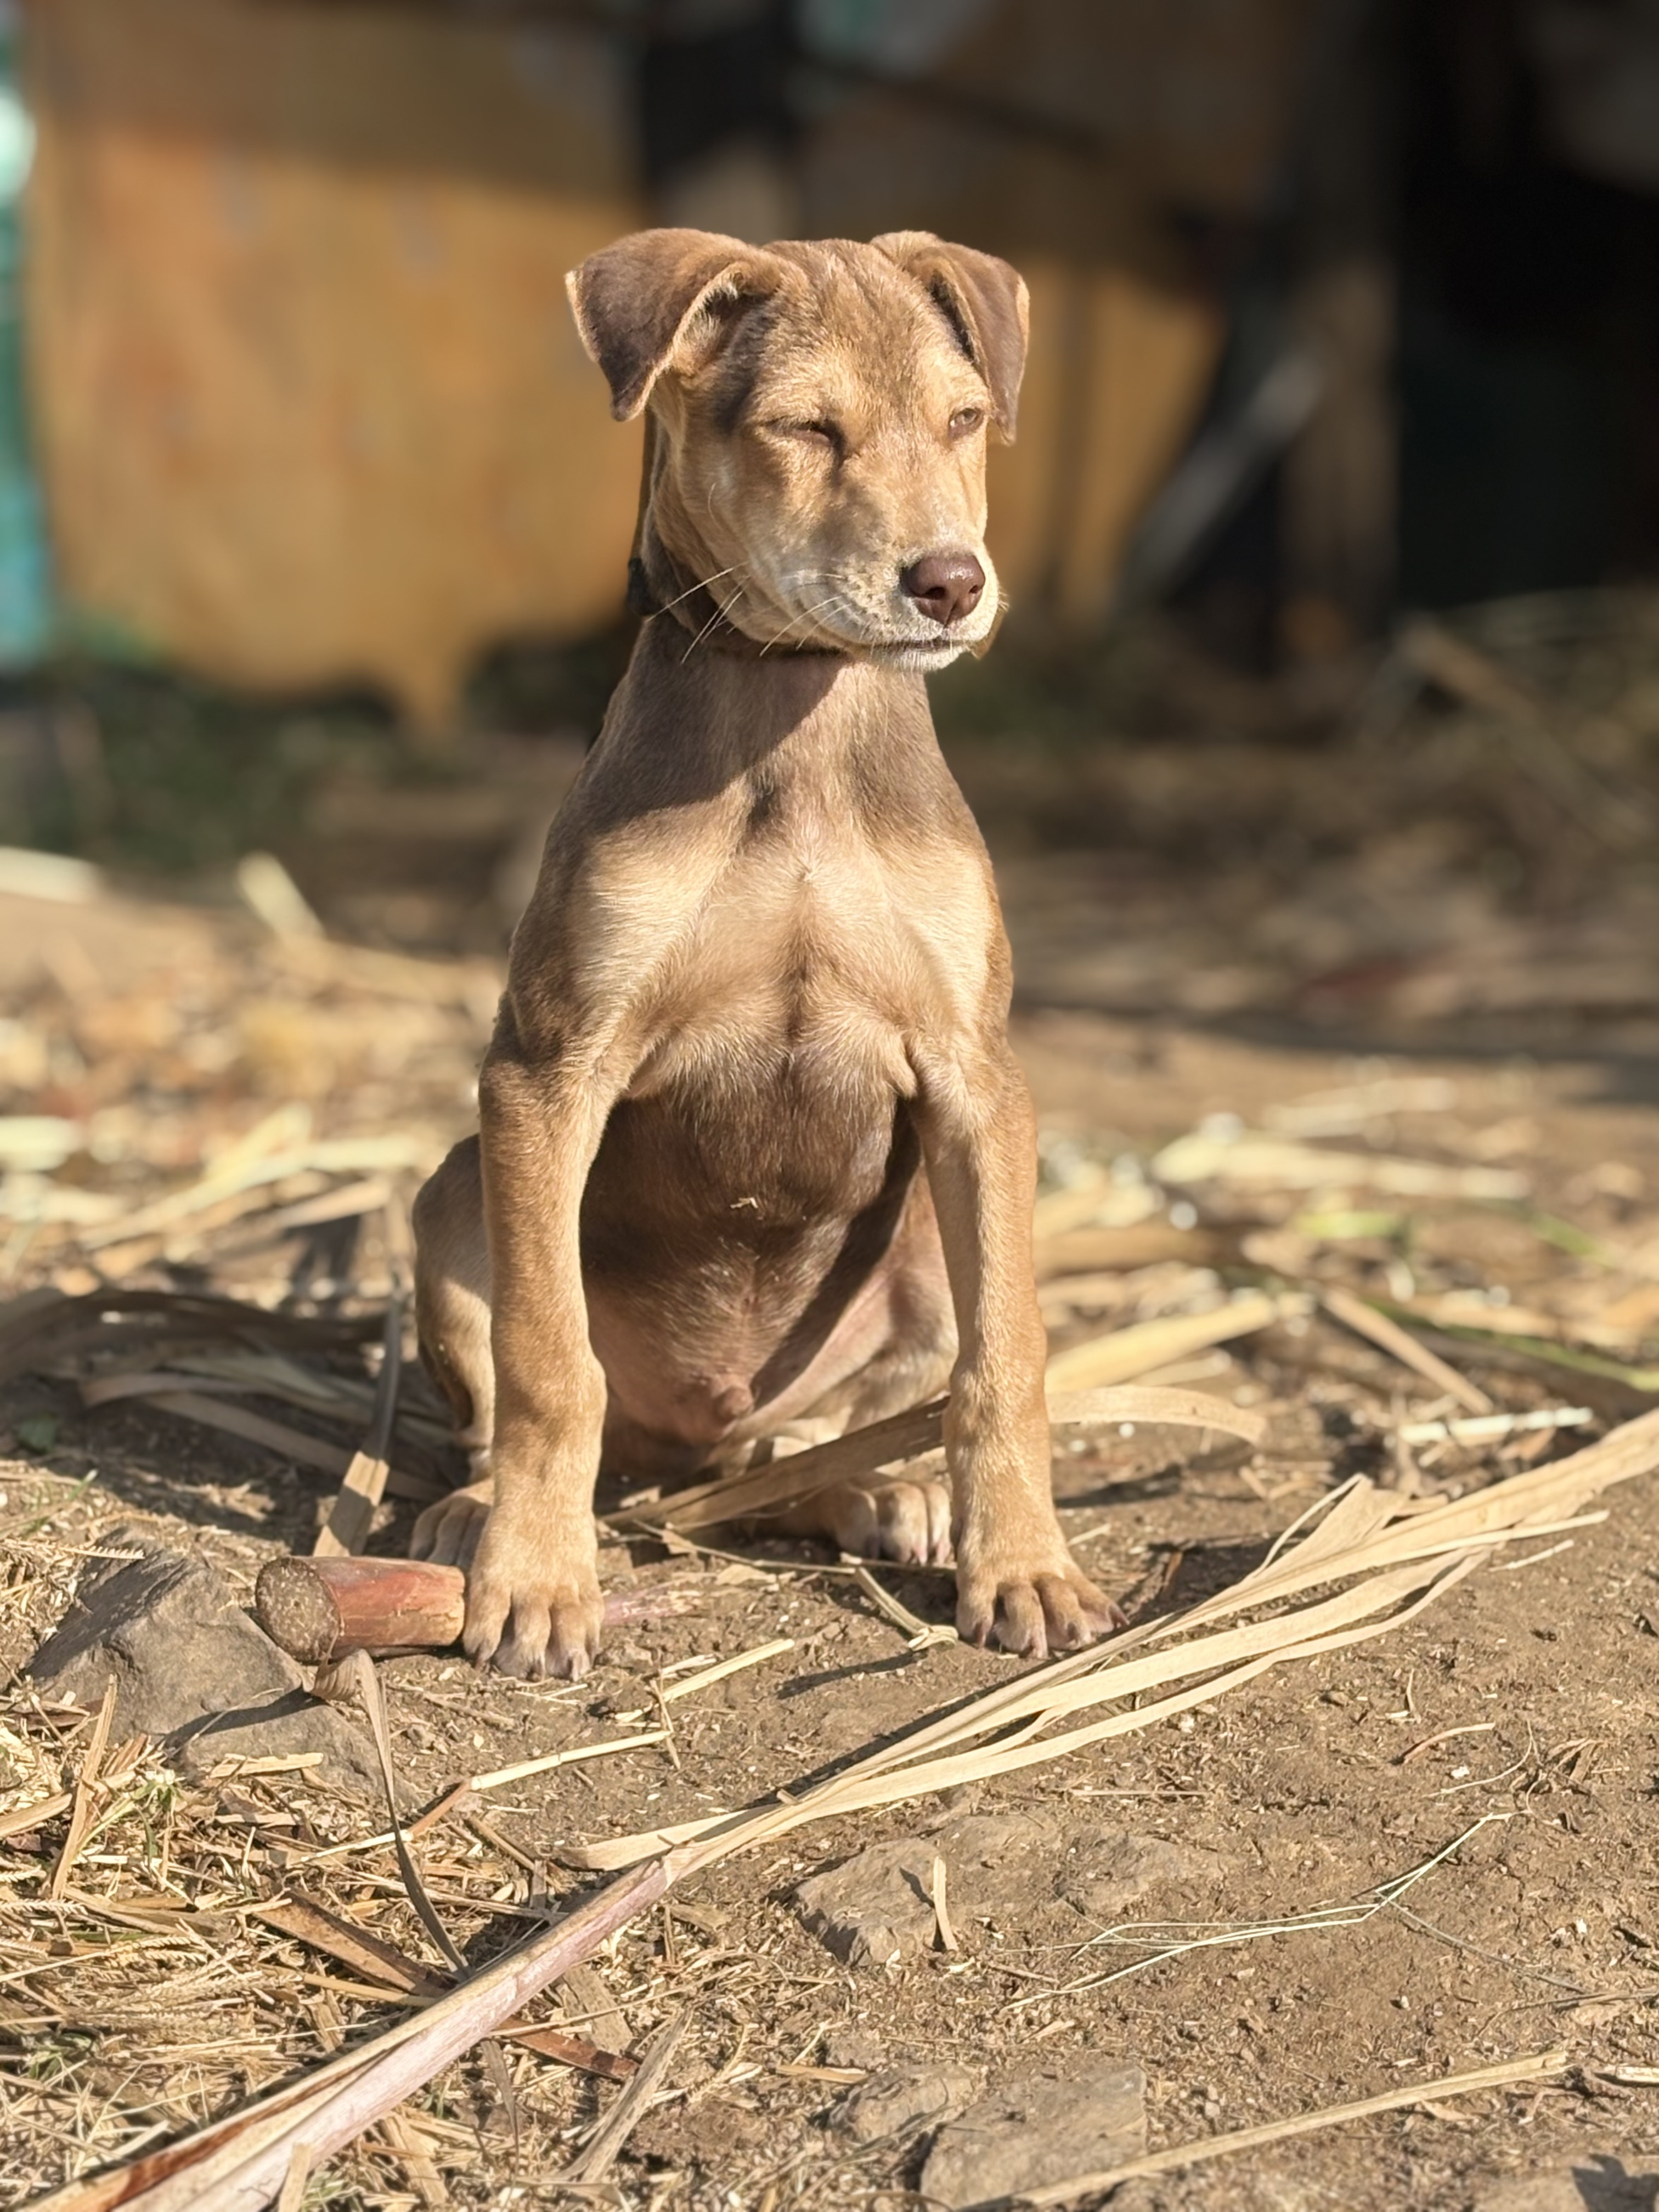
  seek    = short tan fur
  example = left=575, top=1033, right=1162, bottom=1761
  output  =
left=410, top=228, right=1116, bottom=1678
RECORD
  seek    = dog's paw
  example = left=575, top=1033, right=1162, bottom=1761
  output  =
left=460, top=1515, right=605, bottom=1681
left=955, top=1547, right=1126, bottom=1660
left=815, top=1476, right=954, bottom=1567
left=410, top=1479, right=494, bottom=1569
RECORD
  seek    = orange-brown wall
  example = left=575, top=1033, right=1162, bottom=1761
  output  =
left=22, top=0, right=1310, bottom=718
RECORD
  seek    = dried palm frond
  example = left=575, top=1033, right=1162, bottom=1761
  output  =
left=616, top=1384, right=1267, bottom=1536
left=41, top=1406, right=1659, bottom=2212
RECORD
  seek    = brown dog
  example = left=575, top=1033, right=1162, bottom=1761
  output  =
left=410, top=228, right=1117, bottom=1678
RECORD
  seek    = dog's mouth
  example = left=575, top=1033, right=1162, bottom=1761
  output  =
left=864, top=633, right=982, bottom=663
left=754, top=623, right=979, bottom=663
left=745, top=595, right=994, bottom=663
left=832, top=618, right=992, bottom=658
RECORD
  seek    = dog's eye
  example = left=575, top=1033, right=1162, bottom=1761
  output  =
left=949, top=407, right=985, bottom=439
left=778, top=420, right=839, bottom=450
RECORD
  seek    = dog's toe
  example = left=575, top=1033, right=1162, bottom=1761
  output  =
left=411, top=1479, right=494, bottom=1568
left=872, top=1477, right=953, bottom=1567
left=956, top=1554, right=1125, bottom=1661
left=464, top=1589, right=602, bottom=1680
left=460, top=1523, right=605, bottom=1680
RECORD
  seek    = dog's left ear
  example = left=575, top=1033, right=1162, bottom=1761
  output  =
left=567, top=228, right=783, bottom=421
left=872, top=232, right=1030, bottom=441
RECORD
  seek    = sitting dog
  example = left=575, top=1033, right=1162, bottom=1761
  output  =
left=410, top=227, right=1118, bottom=1678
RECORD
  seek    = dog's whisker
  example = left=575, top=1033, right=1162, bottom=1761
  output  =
left=682, top=586, right=746, bottom=663
left=818, top=591, right=885, bottom=647
left=759, top=595, right=843, bottom=656
left=770, top=592, right=836, bottom=646
left=656, top=563, right=743, bottom=618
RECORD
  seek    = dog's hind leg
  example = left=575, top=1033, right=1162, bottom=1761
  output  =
left=410, top=1136, right=498, bottom=1566
left=761, top=1239, right=958, bottom=1567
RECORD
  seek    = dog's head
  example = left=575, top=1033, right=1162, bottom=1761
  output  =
left=567, top=228, right=1028, bottom=668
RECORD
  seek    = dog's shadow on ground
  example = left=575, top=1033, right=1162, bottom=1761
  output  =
left=1571, top=2158, right=1658, bottom=2210
left=779, top=1648, right=922, bottom=1698
left=1057, top=1464, right=1188, bottom=1512
left=5, top=1372, right=466, bottom=1547
left=3, top=1384, right=311, bottom=1539
left=1150, top=1537, right=1274, bottom=1609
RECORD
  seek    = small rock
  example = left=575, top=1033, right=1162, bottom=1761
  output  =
left=27, top=1528, right=381, bottom=1799
left=1471, top=2157, right=1658, bottom=2212
left=630, top=2097, right=764, bottom=2167
left=929, top=1809, right=1056, bottom=1888
left=823, top=2027, right=885, bottom=2071
left=795, top=1844, right=928, bottom=1968
left=921, top=2060, right=1147, bottom=2209
left=830, top=2060, right=980, bottom=2145
left=1054, top=1831, right=1221, bottom=1921
left=795, top=1810, right=1053, bottom=1968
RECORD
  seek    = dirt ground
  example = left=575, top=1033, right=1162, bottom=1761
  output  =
left=3, top=600, right=1659, bottom=2209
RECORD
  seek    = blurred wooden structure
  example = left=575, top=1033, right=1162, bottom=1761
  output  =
left=20, top=0, right=1319, bottom=720
left=24, top=0, right=645, bottom=723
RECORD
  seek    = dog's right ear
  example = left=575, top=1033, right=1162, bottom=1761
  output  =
left=566, top=229, right=780, bottom=421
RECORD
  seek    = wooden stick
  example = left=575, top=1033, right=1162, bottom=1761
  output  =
left=498, top=2025, right=635, bottom=2080
left=557, top=2012, right=688, bottom=2185
left=657, top=1637, right=793, bottom=1703
left=48, top=1681, right=117, bottom=1901
left=313, top=1291, right=403, bottom=1560
left=619, top=1397, right=947, bottom=1532
left=1321, top=1285, right=1492, bottom=1415
left=618, top=1384, right=1266, bottom=1536
left=254, top=1555, right=707, bottom=1664
left=257, top=1557, right=465, bottom=1664
left=1044, top=1293, right=1282, bottom=1392
left=145, top=1391, right=442, bottom=1505
left=1034, top=1221, right=1233, bottom=1277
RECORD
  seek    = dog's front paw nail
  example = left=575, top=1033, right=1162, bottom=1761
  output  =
left=462, top=1526, right=604, bottom=1680
left=955, top=1557, right=1124, bottom=1661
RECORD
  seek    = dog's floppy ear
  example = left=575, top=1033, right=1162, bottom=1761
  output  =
left=566, top=229, right=781, bottom=421
left=872, top=232, right=1030, bottom=442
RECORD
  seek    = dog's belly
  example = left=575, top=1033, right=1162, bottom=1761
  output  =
left=579, top=1044, right=929, bottom=1451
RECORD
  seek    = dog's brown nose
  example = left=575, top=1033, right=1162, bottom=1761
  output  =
left=900, top=551, right=985, bottom=627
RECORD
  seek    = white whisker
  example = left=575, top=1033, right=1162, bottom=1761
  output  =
left=759, top=595, right=843, bottom=656
left=656, top=563, right=742, bottom=617
left=682, top=585, right=746, bottom=663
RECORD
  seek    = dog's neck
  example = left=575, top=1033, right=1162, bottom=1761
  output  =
left=604, top=594, right=936, bottom=798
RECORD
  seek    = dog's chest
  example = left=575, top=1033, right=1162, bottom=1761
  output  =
left=622, top=813, right=979, bottom=1102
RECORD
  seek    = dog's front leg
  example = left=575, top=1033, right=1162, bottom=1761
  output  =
left=465, top=1047, right=616, bottom=1679
left=916, top=1045, right=1121, bottom=1658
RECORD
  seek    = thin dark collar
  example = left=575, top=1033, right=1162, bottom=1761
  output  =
left=628, top=548, right=844, bottom=661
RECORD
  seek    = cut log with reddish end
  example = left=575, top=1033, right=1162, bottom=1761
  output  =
left=254, top=1554, right=704, bottom=1665
left=256, top=1556, right=462, bottom=1664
